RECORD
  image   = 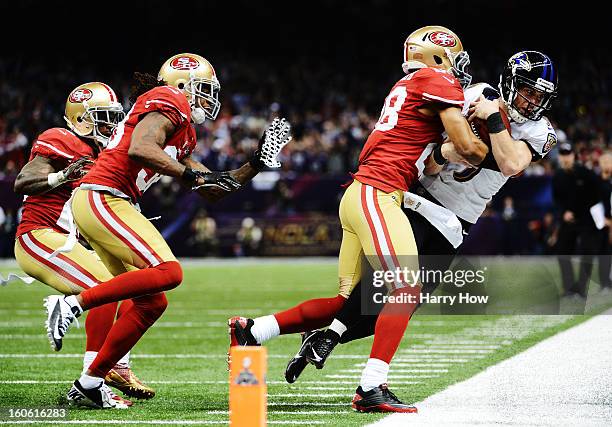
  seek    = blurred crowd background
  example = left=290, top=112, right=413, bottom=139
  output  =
left=1, top=0, right=610, bottom=259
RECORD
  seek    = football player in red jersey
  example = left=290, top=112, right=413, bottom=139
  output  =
left=13, top=82, right=142, bottom=408
left=229, top=26, right=488, bottom=412
left=286, top=51, right=561, bottom=394
left=42, top=53, right=291, bottom=408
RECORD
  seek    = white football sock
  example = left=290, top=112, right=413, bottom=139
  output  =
left=79, top=373, right=103, bottom=389
left=250, top=315, right=280, bottom=344
left=64, top=295, right=83, bottom=315
left=82, top=351, right=97, bottom=374
left=115, top=351, right=130, bottom=369
left=360, top=358, right=389, bottom=392
left=328, top=319, right=348, bottom=337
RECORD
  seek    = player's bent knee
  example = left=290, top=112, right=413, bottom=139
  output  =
left=155, top=261, right=183, bottom=291
left=132, top=292, right=168, bottom=325
left=147, top=293, right=168, bottom=318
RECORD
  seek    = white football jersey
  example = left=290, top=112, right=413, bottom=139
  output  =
left=418, top=83, right=558, bottom=224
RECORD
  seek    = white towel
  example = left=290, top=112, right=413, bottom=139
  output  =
left=590, top=202, right=606, bottom=230
left=47, top=190, right=78, bottom=258
left=403, top=192, right=464, bottom=249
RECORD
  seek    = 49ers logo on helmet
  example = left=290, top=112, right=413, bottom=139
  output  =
left=69, top=88, right=93, bottom=103
left=170, top=56, right=200, bottom=70
left=428, top=31, right=457, bottom=48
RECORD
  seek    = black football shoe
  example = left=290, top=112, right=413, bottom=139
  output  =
left=305, top=330, right=339, bottom=369
left=67, top=380, right=128, bottom=409
left=285, top=330, right=320, bottom=383
left=228, top=316, right=259, bottom=346
left=352, top=384, right=418, bottom=413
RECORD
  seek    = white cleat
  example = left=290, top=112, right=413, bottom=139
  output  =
left=43, top=295, right=79, bottom=351
left=67, top=380, right=128, bottom=409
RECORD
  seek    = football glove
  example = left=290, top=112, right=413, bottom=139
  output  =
left=187, top=169, right=242, bottom=192
left=250, top=117, right=292, bottom=170
left=48, top=156, right=93, bottom=188
left=63, top=157, right=93, bottom=181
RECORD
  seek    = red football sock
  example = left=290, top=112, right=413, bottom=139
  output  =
left=369, top=286, right=419, bottom=363
left=88, top=293, right=168, bottom=378
left=80, top=261, right=182, bottom=310
left=274, top=295, right=346, bottom=334
left=85, top=303, right=118, bottom=352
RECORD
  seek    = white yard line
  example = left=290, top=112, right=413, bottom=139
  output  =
left=268, top=402, right=347, bottom=407
left=338, top=369, right=448, bottom=373
left=399, top=349, right=495, bottom=354
left=370, top=311, right=612, bottom=426
left=0, top=380, right=419, bottom=386
left=408, top=344, right=502, bottom=349
left=269, top=393, right=351, bottom=398
left=0, top=422, right=326, bottom=426
left=0, top=353, right=368, bottom=360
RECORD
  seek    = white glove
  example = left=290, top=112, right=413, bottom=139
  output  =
left=250, top=118, right=292, bottom=169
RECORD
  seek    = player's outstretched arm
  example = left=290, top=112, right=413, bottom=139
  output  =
left=14, top=155, right=92, bottom=195
left=181, top=117, right=292, bottom=203
left=129, top=113, right=238, bottom=194
left=439, top=106, right=488, bottom=165
left=128, top=112, right=186, bottom=178
left=468, top=96, right=531, bottom=176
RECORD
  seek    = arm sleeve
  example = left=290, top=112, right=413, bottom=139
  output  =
left=142, top=86, right=191, bottom=127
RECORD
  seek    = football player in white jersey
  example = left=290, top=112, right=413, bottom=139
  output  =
left=420, top=50, right=558, bottom=223
left=284, top=51, right=560, bottom=392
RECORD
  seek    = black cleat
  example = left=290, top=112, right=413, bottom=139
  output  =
left=67, top=380, right=128, bottom=409
left=305, top=330, right=339, bottom=369
left=285, top=330, right=320, bottom=383
left=352, top=384, right=418, bottom=413
left=227, top=316, right=259, bottom=369
left=228, top=316, right=259, bottom=347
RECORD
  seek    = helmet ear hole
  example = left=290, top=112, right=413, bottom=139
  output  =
left=77, top=116, right=83, bottom=123
left=433, top=55, right=443, bottom=65
left=178, top=82, right=185, bottom=89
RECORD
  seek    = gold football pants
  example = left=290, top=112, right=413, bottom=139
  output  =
left=71, top=188, right=176, bottom=275
left=15, top=229, right=113, bottom=294
left=337, top=179, right=419, bottom=297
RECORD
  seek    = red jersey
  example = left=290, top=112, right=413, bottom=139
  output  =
left=17, top=128, right=96, bottom=237
left=82, top=86, right=196, bottom=202
left=354, top=67, right=464, bottom=192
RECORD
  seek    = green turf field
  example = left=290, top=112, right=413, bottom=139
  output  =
left=1, top=260, right=611, bottom=426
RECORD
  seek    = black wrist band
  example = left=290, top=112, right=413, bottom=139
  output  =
left=182, top=167, right=197, bottom=183
left=432, top=144, right=446, bottom=166
left=486, top=112, right=506, bottom=134
left=249, top=151, right=265, bottom=171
